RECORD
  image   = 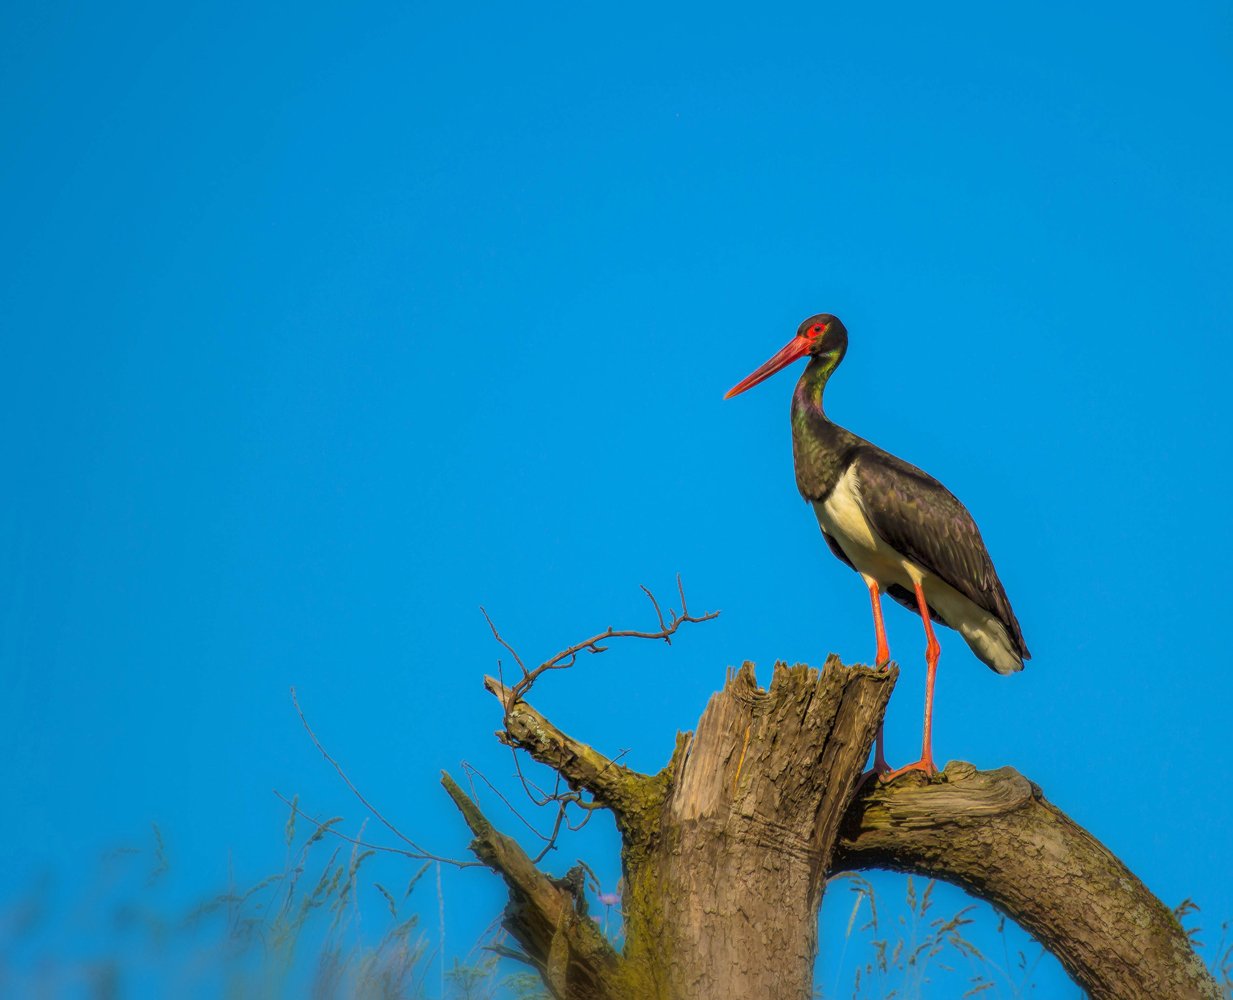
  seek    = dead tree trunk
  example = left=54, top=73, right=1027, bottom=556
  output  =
left=442, top=657, right=1220, bottom=1000
left=445, top=656, right=891, bottom=998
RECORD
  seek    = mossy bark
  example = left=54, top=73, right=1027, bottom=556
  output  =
left=447, top=656, right=892, bottom=999
left=834, top=762, right=1221, bottom=1000
left=443, top=656, right=1220, bottom=1000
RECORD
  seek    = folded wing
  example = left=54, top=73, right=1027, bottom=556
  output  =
left=852, top=447, right=1030, bottom=660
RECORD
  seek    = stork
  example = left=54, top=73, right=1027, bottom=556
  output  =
left=725, top=314, right=1029, bottom=780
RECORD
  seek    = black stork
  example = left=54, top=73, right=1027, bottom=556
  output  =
left=725, top=314, right=1029, bottom=780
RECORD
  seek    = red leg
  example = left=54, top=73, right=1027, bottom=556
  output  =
left=866, top=577, right=890, bottom=668
left=881, top=579, right=940, bottom=782
left=863, top=577, right=890, bottom=779
left=870, top=720, right=890, bottom=778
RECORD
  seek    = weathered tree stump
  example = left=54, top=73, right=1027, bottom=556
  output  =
left=442, top=657, right=1220, bottom=1000
left=445, top=656, right=890, bottom=998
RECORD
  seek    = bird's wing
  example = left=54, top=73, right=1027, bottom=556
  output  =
left=851, top=447, right=1030, bottom=660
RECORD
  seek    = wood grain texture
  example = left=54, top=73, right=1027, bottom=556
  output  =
left=457, top=657, right=893, bottom=999
left=446, top=660, right=1218, bottom=1000
left=645, top=657, right=894, bottom=999
left=833, top=761, right=1221, bottom=1000
left=484, top=675, right=663, bottom=843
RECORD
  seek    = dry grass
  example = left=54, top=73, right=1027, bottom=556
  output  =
left=2, top=811, right=1227, bottom=1000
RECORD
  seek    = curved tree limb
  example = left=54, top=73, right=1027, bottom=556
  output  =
left=484, top=675, right=660, bottom=837
left=442, top=772, right=639, bottom=999
left=832, top=761, right=1221, bottom=1000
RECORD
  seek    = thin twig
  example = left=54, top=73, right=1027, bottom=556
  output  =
left=531, top=804, right=569, bottom=864
left=565, top=803, right=598, bottom=831
left=462, top=761, right=555, bottom=843
left=289, top=689, right=476, bottom=868
left=484, top=576, right=719, bottom=707
left=273, top=791, right=479, bottom=869
left=480, top=607, right=527, bottom=677
left=509, top=746, right=556, bottom=806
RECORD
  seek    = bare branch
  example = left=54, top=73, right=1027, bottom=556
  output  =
left=484, top=676, right=657, bottom=834
left=463, top=760, right=556, bottom=843
left=531, top=803, right=568, bottom=864
left=481, top=606, right=527, bottom=677
left=290, top=687, right=474, bottom=867
left=640, top=585, right=668, bottom=635
left=441, top=772, right=623, bottom=995
left=510, top=744, right=556, bottom=806
left=272, top=791, right=478, bottom=869
left=482, top=577, right=719, bottom=706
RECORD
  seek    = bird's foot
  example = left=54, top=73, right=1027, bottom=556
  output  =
left=879, top=757, right=938, bottom=783
left=854, top=767, right=883, bottom=793
left=855, top=750, right=892, bottom=792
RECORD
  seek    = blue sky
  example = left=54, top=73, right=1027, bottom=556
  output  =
left=2, top=0, right=1231, bottom=993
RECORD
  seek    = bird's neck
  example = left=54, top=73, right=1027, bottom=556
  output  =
left=793, top=354, right=838, bottom=417
left=791, top=353, right=858, bottom=501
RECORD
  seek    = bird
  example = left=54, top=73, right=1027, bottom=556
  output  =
left=724, top=314, right=1029, bottom=780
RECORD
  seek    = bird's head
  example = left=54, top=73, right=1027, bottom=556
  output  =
left=724, top=314, right=848, bottom=399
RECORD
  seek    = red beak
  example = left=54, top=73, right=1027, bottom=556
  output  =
left=723, top=335, right=812, bottom=399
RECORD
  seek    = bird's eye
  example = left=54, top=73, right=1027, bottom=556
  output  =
left=814, top=325, right=823, bottom=332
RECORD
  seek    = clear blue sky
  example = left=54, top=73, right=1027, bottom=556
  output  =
left=3, top=0, right=1231, bottom=993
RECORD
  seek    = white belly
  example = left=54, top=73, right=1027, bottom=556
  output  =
left=814, top=466, right=1023, bottom=675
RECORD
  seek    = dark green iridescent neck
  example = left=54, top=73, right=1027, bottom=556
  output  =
left=790, top=352, right=859, bottom=501
left=792, top=352, right=841, bottom=416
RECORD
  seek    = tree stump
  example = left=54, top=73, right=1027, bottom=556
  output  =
left=446, top=656, right=893, bottom=999
left=443, top=656, right=1220, bottom=1000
